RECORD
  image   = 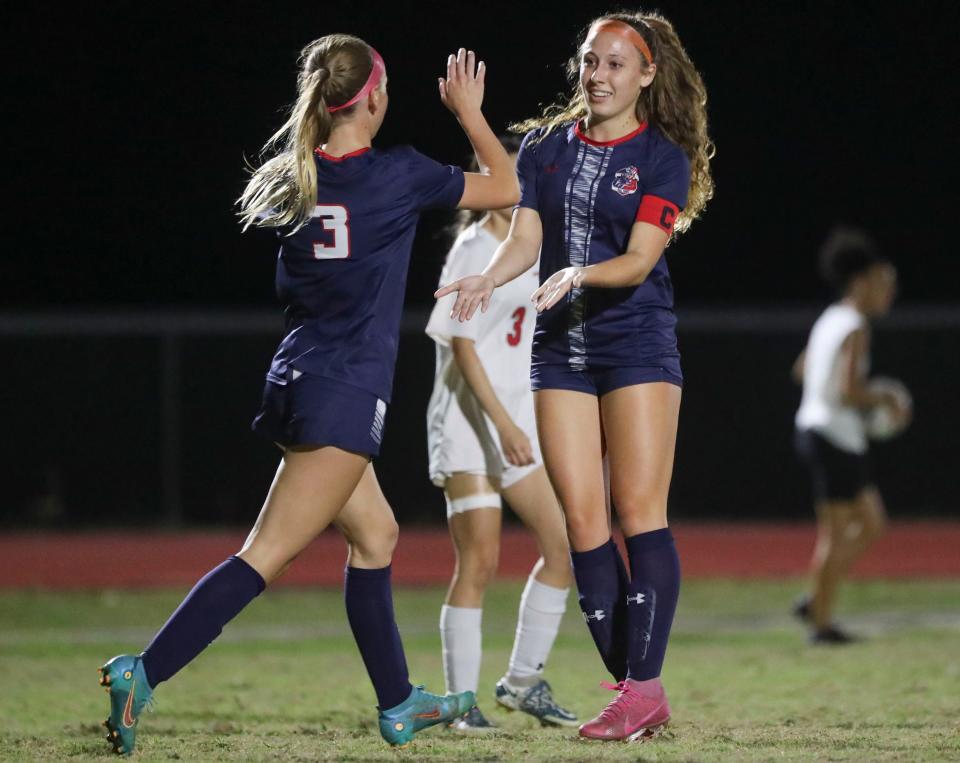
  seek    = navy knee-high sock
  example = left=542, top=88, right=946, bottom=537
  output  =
left=344, top=565, right=412, bottom=710
left=141, top=556, right=265, bottom=687
left=570, top=539, right=629, bottom=681
left=624, top=528, right=681, bottom=681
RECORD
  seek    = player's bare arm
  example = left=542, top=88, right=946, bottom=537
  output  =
left=439, top=49, right=519, bottom=212
left=450, top=337, right=534, bottom=466
left=839, top=330, right=910, bottom=421
left=436, top=207, right=542, bottom=322
left=532, top=220, right=669, bottom=312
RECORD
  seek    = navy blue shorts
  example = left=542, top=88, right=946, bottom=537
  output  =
left=530, top=360, right=683, bottom=397
left=252, top=369, right=387, bottom=457
left=794, top=428, right=872, bottom=502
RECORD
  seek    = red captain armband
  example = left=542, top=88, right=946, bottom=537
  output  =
left=636, top=195, right=680, bottom=234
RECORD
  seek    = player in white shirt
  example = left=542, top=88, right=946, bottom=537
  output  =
left=426, top=137, right=577, bottom=733
left=793, top=227, right=908, bottom=644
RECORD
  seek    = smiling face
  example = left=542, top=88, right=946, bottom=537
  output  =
left=579, top=27, right=656, bottom=123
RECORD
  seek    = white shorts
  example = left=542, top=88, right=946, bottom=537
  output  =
left=427, top=389, right=542, bottom=511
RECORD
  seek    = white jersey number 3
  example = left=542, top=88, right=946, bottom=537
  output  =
left=312, top=205, right=350, bottom=259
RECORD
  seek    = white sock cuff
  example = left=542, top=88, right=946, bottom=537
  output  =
left=440, top=604, right=483, bottom=629
left=522, top=576, right=569, bottom=615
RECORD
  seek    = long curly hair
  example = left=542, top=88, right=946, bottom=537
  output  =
left=237, top=34, right=376, bottom=232
left=512, top=10, right=715, bottom=238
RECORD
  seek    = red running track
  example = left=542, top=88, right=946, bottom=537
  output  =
left=0, top=522, right=957, bottom=589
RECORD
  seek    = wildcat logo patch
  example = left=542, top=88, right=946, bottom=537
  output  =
left=612, top=165, right=640, bottom=196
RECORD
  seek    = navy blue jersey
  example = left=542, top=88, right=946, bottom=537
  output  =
left=517, top=121, right=691, bottom=369
left=266, top=146, right=464, bottom=402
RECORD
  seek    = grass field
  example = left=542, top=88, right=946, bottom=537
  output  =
left=1, top=579, right=958, bottom=761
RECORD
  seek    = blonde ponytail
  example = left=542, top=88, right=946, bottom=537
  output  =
left=238, top=35, right=373, bottom=232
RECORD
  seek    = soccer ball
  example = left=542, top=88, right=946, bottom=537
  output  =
left=863, top=377, right=911, bottom=441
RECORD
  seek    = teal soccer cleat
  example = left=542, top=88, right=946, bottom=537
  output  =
left=378, top=685, right=475, bottom=747
left=97, top=654, right=153, bottom=756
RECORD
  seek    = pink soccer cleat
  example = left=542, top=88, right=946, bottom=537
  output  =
left=578, top=677, right=670, bottom=742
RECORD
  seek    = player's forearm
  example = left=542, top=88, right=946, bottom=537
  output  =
left=459, top=112, right=520, bottom=207
left=482, top=235, right=539, bottom=288
left=451, top=338, right=514, bottom=430
left=841, top=383, right=886, bottom=410
left=578, top=249, right=659, bottom=288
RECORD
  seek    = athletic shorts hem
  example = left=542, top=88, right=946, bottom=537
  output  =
left=252, top=371, right=386, bottom=458
left=531, top=363, right=683, bottom=397
left=794, top=427, right=872, bottom=502
left=430, top=460, right=542, bottom=491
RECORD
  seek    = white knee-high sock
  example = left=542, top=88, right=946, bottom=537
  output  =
left=440, top=605, right=483, bottom=694
left=505, top=575, right=569, bottom=686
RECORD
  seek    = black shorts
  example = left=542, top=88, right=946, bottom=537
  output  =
left=794, top=428, right=872, bottom=502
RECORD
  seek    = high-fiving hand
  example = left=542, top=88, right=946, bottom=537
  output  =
left=439, top=48, right=485, bottom=120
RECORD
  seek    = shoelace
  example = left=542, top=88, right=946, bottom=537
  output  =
left=596, top=681, right=643, bottom=721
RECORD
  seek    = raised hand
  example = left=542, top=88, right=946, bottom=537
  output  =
left=434, top=274, right=496, bottom=323
left=438, top=48, right=485, bottom=120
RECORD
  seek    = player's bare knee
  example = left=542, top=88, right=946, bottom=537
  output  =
left=460, top=548, right=499, bottom=589
left=614, top=494, right=668, bottom=535
left=563, top=512, right=593, bottom=546
left=238, top=545, right=298, bottom=584
left=863, top=510, right=887, bottom=541
left=859, top=495, right=887, bottom=539
left=349, top=524, right=398, bottom=568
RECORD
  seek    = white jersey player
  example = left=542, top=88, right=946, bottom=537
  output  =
left=425, top=140, right=577, bottom=732
left=792, top=227, right=908, bottom=644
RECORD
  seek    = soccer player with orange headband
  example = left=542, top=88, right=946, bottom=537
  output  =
left=437, top=11, right=715, bottom=742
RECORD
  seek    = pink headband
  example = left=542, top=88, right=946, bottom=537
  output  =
left=327, top=47, right=386, bottom=113
left=588, top=20, right=654, bottom=65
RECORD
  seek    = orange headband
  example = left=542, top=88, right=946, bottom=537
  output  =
left=588, top=20, right=654, bottom=65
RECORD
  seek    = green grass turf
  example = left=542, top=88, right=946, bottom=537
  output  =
left=1, top=579, right=958, bottom=761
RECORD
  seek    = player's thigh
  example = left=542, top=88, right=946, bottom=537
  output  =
left=600, top=382, right=681, bottom=535
left=334, top=462, right=399, bottom=568
left=534, top=389, right=607, bottom=551
left=238, top=445, right=369, bottom=580
left=445, top=473, right=503, bottom=568
left=501, top=466, right=568, bottom=556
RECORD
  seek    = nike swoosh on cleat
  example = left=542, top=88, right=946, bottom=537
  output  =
left=413, top=709, right=441, bottom=720
left=122, top=680, right=137, bottom=728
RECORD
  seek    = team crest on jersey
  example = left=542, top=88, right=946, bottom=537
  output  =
left=612, top=166, right=640, bottom=196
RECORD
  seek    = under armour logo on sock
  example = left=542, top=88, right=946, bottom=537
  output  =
left=627, top=593, right=646, bottom=605
left=583, top=610, right=606, bottom=621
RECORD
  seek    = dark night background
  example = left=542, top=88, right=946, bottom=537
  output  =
left=5, top=0, right=959, bottom=307
left=1, top=1, right=957, bottom=526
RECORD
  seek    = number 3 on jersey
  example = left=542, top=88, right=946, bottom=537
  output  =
left=312, top=205, right=350, bottom=259
left=506, top=307, right=526, bottom=346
